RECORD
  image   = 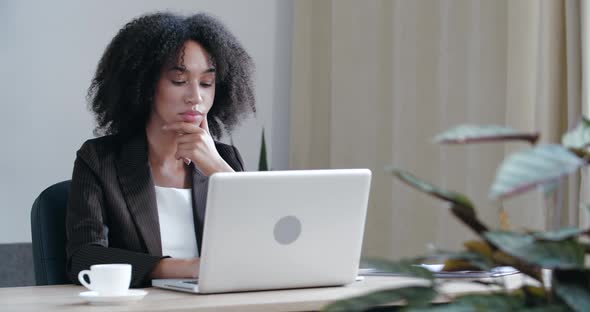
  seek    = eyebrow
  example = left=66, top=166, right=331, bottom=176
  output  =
left=169, top=66, right=216, bottom=74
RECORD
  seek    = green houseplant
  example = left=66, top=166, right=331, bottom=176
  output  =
left=323, top=120, right=590, bottom=311
left=258, top=128, right=269, bottom=171
left=232, top=127, right=269, bottom=171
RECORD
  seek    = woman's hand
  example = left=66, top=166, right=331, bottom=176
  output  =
left=150, top=257, right=200, bottom=279
left=162, top=116, right=234, bottom=176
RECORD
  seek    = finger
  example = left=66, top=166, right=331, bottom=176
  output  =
left=175, top=149, right=188, bottom=160
left=175, top=148, right=198, bottom=162
left=164, top=122, right=198, bottom=133
left=176, top=133, right=205, bottom=144
left=199, top=115, right=210, bottom=133
left=162, top=122, right=201, bottom=134
left=176, top=142, right=200, bottom=151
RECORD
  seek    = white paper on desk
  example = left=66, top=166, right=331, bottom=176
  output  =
left=420, top=264, right=519, bottom=278
left=359, top=265, right=519, bottom=279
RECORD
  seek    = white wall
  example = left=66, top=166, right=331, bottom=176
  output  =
left=0, top=0, right=292, bottom=243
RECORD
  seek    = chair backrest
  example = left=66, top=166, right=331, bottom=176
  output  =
left=31, top=180, right=71, bottom=285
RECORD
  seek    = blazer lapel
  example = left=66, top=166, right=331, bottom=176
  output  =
left=116, top=134, right=162, bottom=256
left=191, top=165, right=209, bottom=255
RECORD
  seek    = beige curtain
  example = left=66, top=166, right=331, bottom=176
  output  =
left=580, top=0, right=590, bottom=230
left=290, top=0, right=584, bottom=259
left=505, top=0, right=582, bottom=232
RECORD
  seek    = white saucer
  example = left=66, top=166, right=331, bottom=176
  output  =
left=79, top=289, right=148, bottom=305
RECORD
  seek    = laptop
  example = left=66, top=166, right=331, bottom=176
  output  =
left=152, top=168, right=371, bottom=294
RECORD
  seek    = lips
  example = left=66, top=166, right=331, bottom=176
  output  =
left=182, top=111, right=202, bottom=116
left=180, top=111, right=203, bottom=123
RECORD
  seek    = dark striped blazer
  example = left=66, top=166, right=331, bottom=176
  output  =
left=65, top=133, right=244, bottom=287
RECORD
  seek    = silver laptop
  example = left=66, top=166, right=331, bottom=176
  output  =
left=152, top=169, right=371, bottom=294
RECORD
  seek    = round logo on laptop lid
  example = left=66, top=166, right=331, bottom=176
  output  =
left=273, top=216, right=301, bottom=245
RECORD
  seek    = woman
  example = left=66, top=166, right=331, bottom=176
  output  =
left=66, top=12, right=255, bottom=287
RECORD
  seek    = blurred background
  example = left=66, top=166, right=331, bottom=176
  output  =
left=2, top=0, right=590, bottom=286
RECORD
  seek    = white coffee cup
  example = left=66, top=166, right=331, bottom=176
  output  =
left=78, top=264, right=132, bottom=296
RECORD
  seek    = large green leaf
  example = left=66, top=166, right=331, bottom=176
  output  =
left=390, top=169, right=474, bottom=216
left=554, top=284, right=590, bottom=312
left=258, top=128, right=268, bottom=171
left=408, top=305, right=569, bottom=312
left=451, top=294, right=525, bottom=310
left=514, top=285, right=548, bottom=307
left=518, top=306, right=572, bottom=312
left=390, top=169, right=489, bottom=234
left=484, top=231, right=585, bottom=269
left=364, top=259, right=434, bottom=281
left=404, top=304, right=473, bottom=312
left=553, top=269, right=590, bottom=312
left=533, top=227, right=587, bottom=241
left=434, top=124, right=539, bottom=145
left=322, top=286, right=436, bottom=312
left=405, top=294, right=526, bottom=312
left=407, top=303, right=570, bottom=312
left=489, top=144, right=584, bottom=200
left=562, top=118, right=590, bottom=149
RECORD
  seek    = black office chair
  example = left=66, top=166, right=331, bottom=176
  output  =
left=30, top=180, right=71, bottom=285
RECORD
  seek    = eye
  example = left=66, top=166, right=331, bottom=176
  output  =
left=200, top=81, right=214, bottom=88
left=171, top=80, right=187, bottom=86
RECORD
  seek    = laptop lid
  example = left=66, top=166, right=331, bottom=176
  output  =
left=197, top=168, right=371, bottom=294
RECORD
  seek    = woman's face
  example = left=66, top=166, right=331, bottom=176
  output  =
left=152, top=40, right=216, bottom=127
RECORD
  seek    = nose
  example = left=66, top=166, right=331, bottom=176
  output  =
left=185, top=82, right=203, bottom=105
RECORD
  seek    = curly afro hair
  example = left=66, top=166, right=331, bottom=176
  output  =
left=88, top=12, right=255, bottom=140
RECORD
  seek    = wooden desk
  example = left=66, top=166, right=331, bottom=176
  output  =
left=0, top=275, right=525, bottom=312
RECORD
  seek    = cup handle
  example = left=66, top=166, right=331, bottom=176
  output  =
left=78, top=270, right=93, bottom=290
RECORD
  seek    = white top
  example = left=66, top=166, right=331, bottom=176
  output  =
left=154, top=186, right=198, bottom=258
